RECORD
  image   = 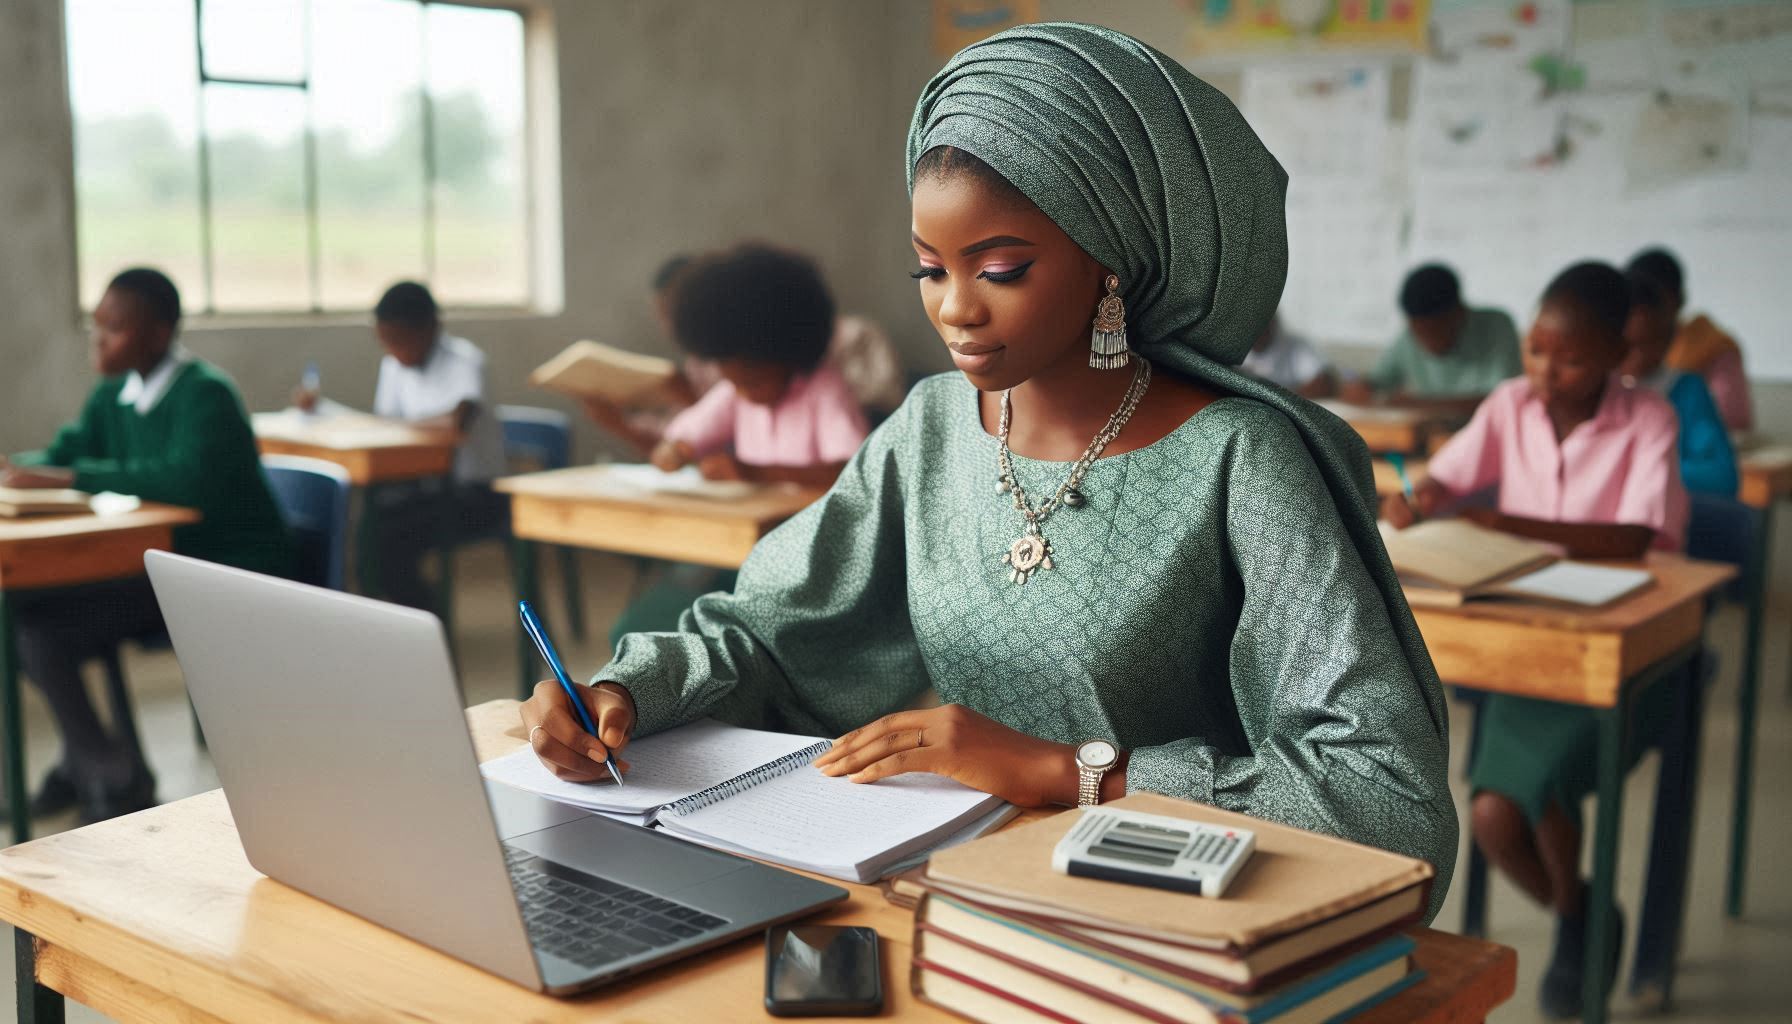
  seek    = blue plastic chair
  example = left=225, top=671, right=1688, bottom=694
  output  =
left=498, top=406, right=586, bottom=640
left=262, top=454, right=354, bottom=591
left=98, top=455, right=353, bottom=756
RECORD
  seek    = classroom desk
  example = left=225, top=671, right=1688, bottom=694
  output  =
left=0, top=698, right=1516, bottom=1024
left=1736, top=442, right=1792, bottom=511
left=253, top=411, right=460, bottom=598
left=1319, top=400, right=1459, bottom=454
left=1726, top=441, right=1790, bottom=918
left=1410, top=554, right=1734, bottom=1024
left=496, top=465, right=824, bottom=694
left=252, top=411, right=459, bottom=487
left=0, top=503, right=201, bottom=846
left=1372, top=456, right=1430, bottom=498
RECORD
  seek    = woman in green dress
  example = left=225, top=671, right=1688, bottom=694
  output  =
left=522, top=23, right=1457, bottom=920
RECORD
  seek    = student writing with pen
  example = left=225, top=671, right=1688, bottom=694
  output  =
left=518, top=24, right=1457, bottom=927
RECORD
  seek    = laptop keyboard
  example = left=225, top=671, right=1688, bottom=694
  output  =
left=504, top=845, right=731, bottom=970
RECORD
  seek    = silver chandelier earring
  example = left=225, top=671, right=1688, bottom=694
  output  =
left=1089, top=274, right=1130, bottom=369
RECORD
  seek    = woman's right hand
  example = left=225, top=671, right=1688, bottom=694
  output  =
left=520, top=680, right=637, bottom=782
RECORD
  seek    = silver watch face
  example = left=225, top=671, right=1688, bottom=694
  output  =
left=1077, top=739, right=1118, bottom=770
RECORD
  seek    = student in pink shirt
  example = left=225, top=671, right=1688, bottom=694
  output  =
left=650, top=244, right=870, bottom=490
left=1382, top=262, right=1686, bottom=1019
left=611, top=244, right=870, bottom=645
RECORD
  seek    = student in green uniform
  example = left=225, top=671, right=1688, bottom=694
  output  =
left=1, top=268, right=294, bottom=823
left=515, top=24, right=1457, bottom=923
left=1354, top=264, right=1521, bottom=415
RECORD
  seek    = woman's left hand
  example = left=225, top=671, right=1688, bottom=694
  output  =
left=813, top=704, right=1077, bottom=807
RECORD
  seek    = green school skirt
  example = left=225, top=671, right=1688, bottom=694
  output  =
left=1468, top=684, right=1674, bottom=827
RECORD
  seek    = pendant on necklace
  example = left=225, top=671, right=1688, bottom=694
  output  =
left=1000, top=528, right=1055, bottom=585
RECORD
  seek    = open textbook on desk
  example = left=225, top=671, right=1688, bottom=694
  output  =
left=482, top=719, right=1012, bottom=883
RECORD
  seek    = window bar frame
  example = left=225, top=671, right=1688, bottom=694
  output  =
left=192, top=0, right=318, bottom=314
left=420, top=2, right=438, bottom=285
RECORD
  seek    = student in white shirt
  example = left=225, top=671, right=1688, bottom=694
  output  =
left=301, top=281, right=508, bottom=609
left=1241, top=314, right=1336, bottom=398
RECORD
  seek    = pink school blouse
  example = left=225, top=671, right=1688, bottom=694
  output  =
left=663, top=365, right=869, bottom=467
left=1427, top=376, right=1688, bottom=550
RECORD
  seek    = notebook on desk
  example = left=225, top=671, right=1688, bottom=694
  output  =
left=1378, top=519, right=1653, bottom=608
left=482, top=719, right=1013, bottom=882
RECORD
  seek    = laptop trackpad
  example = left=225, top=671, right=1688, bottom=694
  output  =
left=511, top=814, right=746, bottom=892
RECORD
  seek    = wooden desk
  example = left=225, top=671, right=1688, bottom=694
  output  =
left=252, top=412, right=458, bottom=487
left=1736, top=443, right=1792, bottom=511
left=253, top=412, right=459, bottom=599
left=497, top=466, right=824, bottom=694
left=1411, top=554, right=1733, bottom=1024
left=0, top=699, right=1515, bottom=1023
left=0, top=503, right=201, bottom=845
left=1372, top=456, right=1430, bottom=499
left=1319, top=401, right=1456, bottom=455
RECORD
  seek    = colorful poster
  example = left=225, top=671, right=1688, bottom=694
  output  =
left=932, top=0, right=1040, bottom=57
left=1187, top=0, right=1431, bottom=58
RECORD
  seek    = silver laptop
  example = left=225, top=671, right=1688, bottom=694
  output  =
left=145, top=550, right=846, bottom=995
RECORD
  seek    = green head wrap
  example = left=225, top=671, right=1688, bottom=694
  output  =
left=907, top=21, right=1449, bottom=768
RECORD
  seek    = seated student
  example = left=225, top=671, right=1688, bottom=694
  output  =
left=1383, top=262, right=1684, bottom=1018
left=299, top=281, right=508, bottom=610
left=1241, top=312, right=1336, bottom=398
left=524, top=21, right=1458, bottom=930
left=582, top=254, right=906, bottom=455
left=0, top=268, right=294, bottom=822
left=1622, top=267, right=1738, bottom=496
left=649, top=243, right=870, bottom=489
left=1352, top=264, right=1521, bottom=416
left=606, top=244, right=871, bottom=643
left=1627, top=246, right=1753, bottom=432
left=579, top=255, right=713, bottom=459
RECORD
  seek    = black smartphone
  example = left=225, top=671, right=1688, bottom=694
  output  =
left=763, top=924, right=883, bottom=1017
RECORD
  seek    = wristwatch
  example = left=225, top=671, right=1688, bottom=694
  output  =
left=1075, top=739, right=1119, bottom=807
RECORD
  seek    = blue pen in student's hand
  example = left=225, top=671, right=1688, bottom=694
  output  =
left=518, top=600, right=624, bottom=787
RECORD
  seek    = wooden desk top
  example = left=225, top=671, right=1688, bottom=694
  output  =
left=1319, top=401, right=1456, bottom=455
left=0, top=503, right=200, bottom=591
left=1411, top=553, right=1734, bottom=706
left=1737, top=443, right=1792, bottom=509
left=1372, top=456, right=1430, bottom=498
left=0, top=698, right=1514, bottom=1023
left=497, top=466, right=824, bottom=569
left=253, top=411, right=458, bottom=486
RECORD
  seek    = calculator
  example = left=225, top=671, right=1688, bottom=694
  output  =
left=1051, top=808, right=1255, bottom=897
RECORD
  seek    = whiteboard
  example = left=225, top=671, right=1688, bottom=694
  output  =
left=1238, top=0, right=1792, bottom=380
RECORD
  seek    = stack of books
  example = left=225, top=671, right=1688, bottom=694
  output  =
left=909, top=794, right=1434, bottom=1024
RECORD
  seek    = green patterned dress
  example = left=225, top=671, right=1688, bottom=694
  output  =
left=597, top=371, right=1457, bottom=922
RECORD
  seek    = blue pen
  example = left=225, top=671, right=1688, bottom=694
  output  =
left=518, top=600, right=624, bottom=787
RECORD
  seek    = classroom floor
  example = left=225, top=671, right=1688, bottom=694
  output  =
left=2, top=539, right=1790, bottom=1023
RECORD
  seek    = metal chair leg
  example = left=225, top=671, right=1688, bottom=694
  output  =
left=558, top=546, right=586, bottom=641
left=14, top=930, right=65, bottom=1024
left=98, top=646, right=145, bottom=761
left=1, top=593, right=29, bottom=845
left=1631, top=655, right=1706, bottom=1008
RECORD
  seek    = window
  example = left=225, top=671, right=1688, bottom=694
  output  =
left=65, top=0, right=533, bottom=315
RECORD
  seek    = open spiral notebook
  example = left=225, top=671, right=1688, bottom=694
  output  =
left=480, top=719, right=1013, bottom=883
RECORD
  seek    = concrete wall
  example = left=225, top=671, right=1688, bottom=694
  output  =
left=6, top=1, right=1789, bottom=453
